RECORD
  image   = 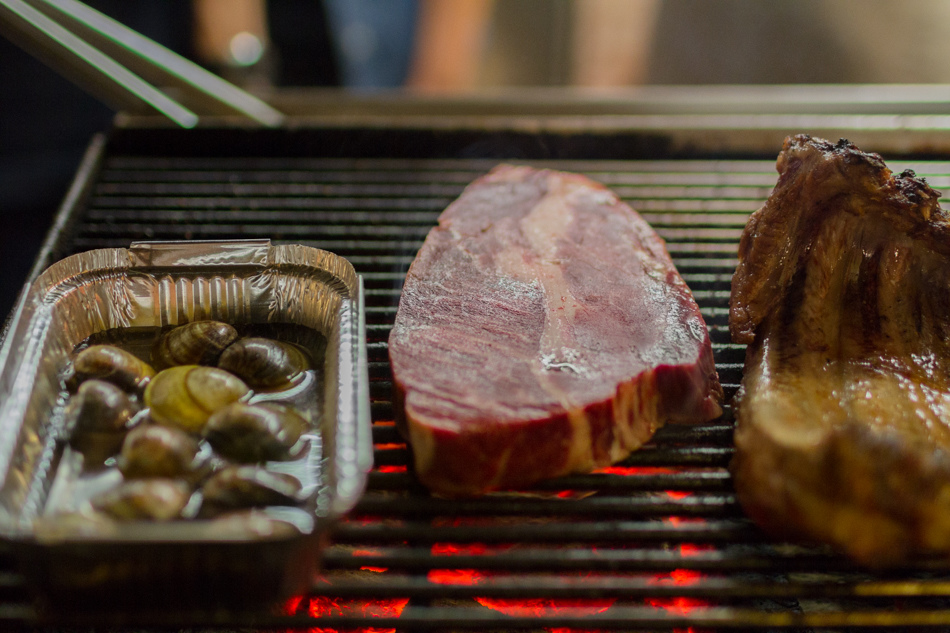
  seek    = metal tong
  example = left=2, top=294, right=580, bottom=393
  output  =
left=0, top=0, right=284, bottom=127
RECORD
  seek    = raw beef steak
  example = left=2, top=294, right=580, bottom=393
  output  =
left=389, top=165, right=722, bottom=496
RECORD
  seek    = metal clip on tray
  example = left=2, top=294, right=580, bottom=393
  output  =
left=0, top=0, right=284, bottom=127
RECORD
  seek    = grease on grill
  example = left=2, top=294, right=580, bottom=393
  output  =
left=45, top=321, right=325, bottom=529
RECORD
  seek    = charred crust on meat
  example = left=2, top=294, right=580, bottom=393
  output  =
left=798, top=134, right=887, bottom=170
left=730, top=134, right=949, bottom=345
left=895, top=169, right=940, bottom=211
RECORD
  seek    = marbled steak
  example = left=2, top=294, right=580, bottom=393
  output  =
left=390, top=165, right=722, bottom=496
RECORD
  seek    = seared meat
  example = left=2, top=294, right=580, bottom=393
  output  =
left=730, top=134, right=950, bottom=565
left=390, top=165, right=722, bottom=497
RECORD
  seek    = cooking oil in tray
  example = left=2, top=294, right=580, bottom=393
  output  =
left=40, top=322, right=327, bottom=533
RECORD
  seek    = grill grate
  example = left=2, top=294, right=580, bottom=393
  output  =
left=15, top=145, right=950, bottom=630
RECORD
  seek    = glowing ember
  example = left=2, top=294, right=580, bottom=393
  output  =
left=679, top=543, right=713, bottom=557
left=670, top=568, right=703, bottom=585
left=305, top=595, right=410, bottom=633
left=649, top=568, right=703, bottom=587
left=428, top=541, right=490, bottom=585
left=343, top=426, right=718, bottom=631
left=664, top=516, right=706, bottom=528
left=475, top=596, right=614, bottom=617
left=429, top=542, right=615, bottom=617
left=645, top=596, right=709, bottom=616
left=360, top=566, right=389, bottom=573
left=591, top=466, right=692, bottom=500
left=665, top=490, right=692, bottom=500
left=593, top=466, right=674, bottom=475
left=283, top=594, right=304, bottom=615
left=345, top=514, right=384, bottom=526
left=427, top=567, right=482, bottom=586
left=351, top=547, right=388, bottom=573
left=647, top=562, right=710, bottom=620
left=431, top=542, right=489, bottom=556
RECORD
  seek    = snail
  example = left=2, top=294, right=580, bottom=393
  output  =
left=66, top=344, right=155, bottom=394
left=204, top=402, right=308, bottom=463
left=217, top=338, right=310, bottom=390
left=64, top=379, right=138, bottom=435
left=64, top=379, right=140, bottom=465
left=145, top=365, right=250, bottom=433
left=200, top=465, right=302, bottom=512
left=118, top=424, right=202, bottom=480
left=91, top=479, right=193, bottom=521
left=152, top=320, right=239, bottom=368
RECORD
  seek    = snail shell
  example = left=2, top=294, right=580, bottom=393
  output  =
left=91, top=479, right=192, bottom=521
left=152, top=320, right=239, bottom=368
left=217, top=338, right=309, bottom=390
left=67, top=345, right=155, bottom=394
left=118, top=425, right=201, bottom=480
left=145, top=365, right=250, bottom=433
left=204, top=402, right=308, bottom=463
left=65, top=380, right=140, bottom=465
left=201, top=465, right=302, bottom=512
left=65, top=379, right=137, bottom=435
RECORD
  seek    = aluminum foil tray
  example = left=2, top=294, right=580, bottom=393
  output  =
left=0, top=239, right=371, bottom=613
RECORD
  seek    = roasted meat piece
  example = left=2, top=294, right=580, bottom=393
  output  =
left=730, top=134, right=950, bottom=565
left=389, top=165, right=723, bottom=496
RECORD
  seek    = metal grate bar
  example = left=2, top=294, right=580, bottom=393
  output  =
left=307, top=576, right=950, bottom=600
left=331, top=518, right=759, bottom=544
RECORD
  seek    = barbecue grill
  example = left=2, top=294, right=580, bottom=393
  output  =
left=8, top=99, right=950, bottom=631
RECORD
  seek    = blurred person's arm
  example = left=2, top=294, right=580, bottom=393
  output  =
left=571, top=0, right=660, bottom=87
left=406, top=0, right=494, bottom=93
